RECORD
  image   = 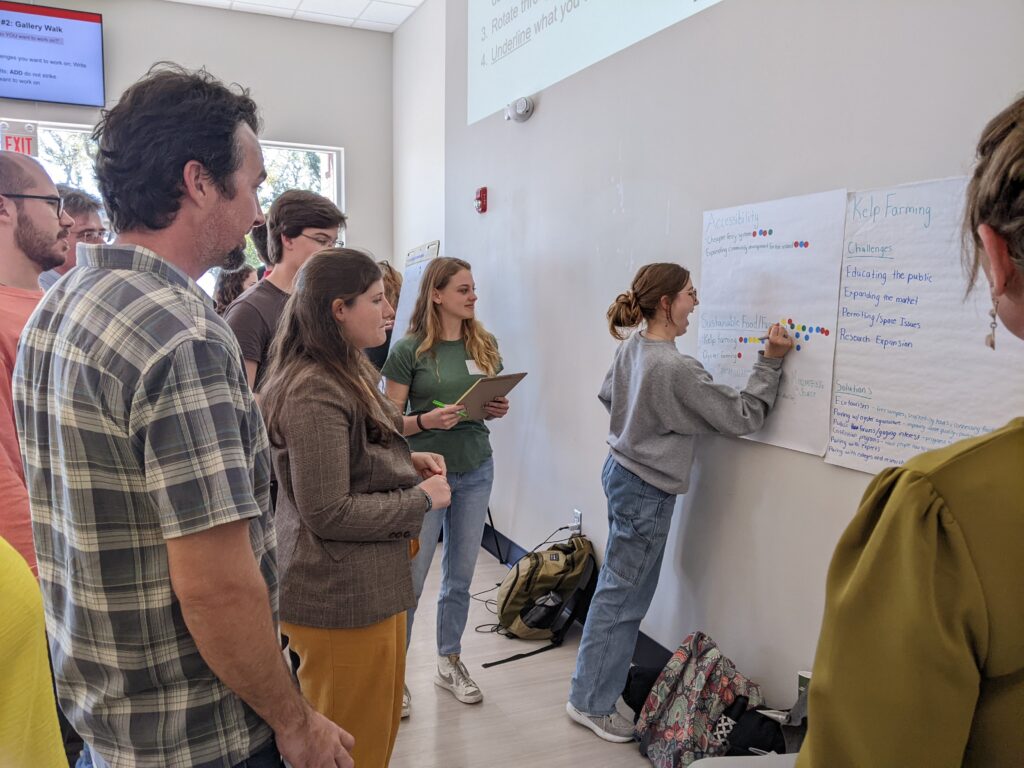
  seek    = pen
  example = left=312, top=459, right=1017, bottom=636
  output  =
left=432, top=400, right=468, bottom=417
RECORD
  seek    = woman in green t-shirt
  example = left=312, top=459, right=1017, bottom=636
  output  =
left=382, top=257, right=509, bottom=717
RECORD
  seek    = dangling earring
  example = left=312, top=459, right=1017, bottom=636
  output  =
left=985, top=296, right=999, bottom=350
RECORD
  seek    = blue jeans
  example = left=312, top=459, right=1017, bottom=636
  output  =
left=79, top=739, right=281, bottom=767
left=569, top=454, right=677, bottom=716
left=407, top=456, right=494, bottom=656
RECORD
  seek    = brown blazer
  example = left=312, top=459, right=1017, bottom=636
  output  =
left=273, top=367, right=426, bottom=629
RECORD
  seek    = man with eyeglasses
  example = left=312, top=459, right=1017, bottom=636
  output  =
left=0, top=151, right=74, bottom=577
left=224, top=188, right=346, bottom=394
left=38, top=185, right=107, bottom=291
left=0, top=151, right=83, bottom=765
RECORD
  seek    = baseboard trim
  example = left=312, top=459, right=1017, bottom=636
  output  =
left=481, top=522, right=673, bottom=667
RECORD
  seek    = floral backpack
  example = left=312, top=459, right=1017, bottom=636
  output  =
left=635, top=631, right=765, bottom=767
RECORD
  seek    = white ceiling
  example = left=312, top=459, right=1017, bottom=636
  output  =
left=162, top=0, right=425, bottom=33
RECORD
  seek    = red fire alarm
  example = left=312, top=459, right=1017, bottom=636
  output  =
left=475, top=186, right=487, bottom=213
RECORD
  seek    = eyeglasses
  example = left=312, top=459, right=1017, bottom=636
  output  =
left=1, top=193, right=64, bottom=218
left=75, top=228, right=110, bottom=244
left=685, top=287, right=699, bottom=301
left=299, top=233, right=344, bottom=249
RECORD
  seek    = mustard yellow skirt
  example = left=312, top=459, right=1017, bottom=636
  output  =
left=282, top=613, right=406, bottom=768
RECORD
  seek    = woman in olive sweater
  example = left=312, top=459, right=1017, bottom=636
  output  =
left=798, top=95, right=1024, bottom=767
left=260, top=249, right=451, bottom=768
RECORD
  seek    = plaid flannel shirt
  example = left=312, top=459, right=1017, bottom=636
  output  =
left=13, top=244, right=277, bottom=768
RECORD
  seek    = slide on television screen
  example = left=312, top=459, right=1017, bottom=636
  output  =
left=0, top=1, right=104, bottom=108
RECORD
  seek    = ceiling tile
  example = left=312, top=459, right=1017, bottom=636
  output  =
left=231, top=2, right=296, bottom=17
left=232, top=0, right=301, bottom=8
left=298, top=0, right=370, bottom=16
left=165, top=0, right=233, bottom=7
left=294, top=10, right=356, bottom=25
left=351, top=18, right=397, bottom=32
left=359, top=1, right=414, bottom=24
left=157, top=0, right=424, bottom=31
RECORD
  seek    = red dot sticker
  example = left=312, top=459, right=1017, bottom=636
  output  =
left=737, top=352, right=743, bottom=358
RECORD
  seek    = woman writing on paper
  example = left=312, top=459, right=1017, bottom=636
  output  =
left=382, top=256, right=509, bottom=716
left=566, top=262, right=794, bottom=742
left=260, top=249, right=451, bottom=767
left=798, top=96, right=1024, bottom=767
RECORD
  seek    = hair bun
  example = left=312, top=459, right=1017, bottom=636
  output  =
left=625, top=290, right=641, bottom=312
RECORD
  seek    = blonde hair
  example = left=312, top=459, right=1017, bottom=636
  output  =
left=406, top=257, right=500, bottom=375
left=964, top=93, right=1024, bottom=290
left=607, top=263, right=691, bottom=340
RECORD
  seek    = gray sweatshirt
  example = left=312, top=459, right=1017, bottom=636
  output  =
left=599, top=330, right=784, bottom=494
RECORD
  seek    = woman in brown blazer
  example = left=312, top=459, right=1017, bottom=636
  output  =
left=261, top=249, right=451, bottom=768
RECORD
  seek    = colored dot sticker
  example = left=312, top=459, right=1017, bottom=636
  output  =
left=789, top=323, right=795, bottom=329
left=804, top=334, right=810, bottom=341
left=801, top=325, right=806, bottom=331
left=796, top=345, right=802, bottom=351
left=752, top=231, right=757, bottom=237
left=768, top=229, right=773, bottom=235
left=824, top=329, right=830, bottom=336
left=737, top=352, right=743, bottom=359
left=793, top=241, right=800, bottom=248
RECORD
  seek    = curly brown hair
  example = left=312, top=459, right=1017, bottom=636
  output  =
left=214, top=265, right=256, bottom=315
left=93, top=63, right=260, bottom=232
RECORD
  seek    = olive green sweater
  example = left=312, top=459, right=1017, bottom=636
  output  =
left=799, top=418, right=1024, bottom=767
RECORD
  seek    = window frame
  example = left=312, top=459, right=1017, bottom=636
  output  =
left=21, top=119, right=345, bottom=213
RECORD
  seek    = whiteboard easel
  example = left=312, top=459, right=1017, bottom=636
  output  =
left=393, top=240, right=440, bottom=340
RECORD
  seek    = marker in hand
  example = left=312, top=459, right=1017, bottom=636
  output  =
left=756, top=324, right=790, bottom=343
left=432, top=400, right=468, bottom=418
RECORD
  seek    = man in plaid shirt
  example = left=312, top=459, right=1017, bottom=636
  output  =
left=13, top=65, right=354, bottom=768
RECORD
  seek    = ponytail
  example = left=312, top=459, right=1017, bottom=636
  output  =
left=607, top=263, right=691, bottom=340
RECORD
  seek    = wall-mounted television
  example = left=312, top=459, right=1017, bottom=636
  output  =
left=0, top=2, right=104, bottom=108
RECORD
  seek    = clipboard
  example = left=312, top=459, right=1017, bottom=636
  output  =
left=454, top=373, right=527, bottom=420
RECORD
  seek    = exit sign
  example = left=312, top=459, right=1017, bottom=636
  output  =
left=3, top=133, right=36, bottom=155
left=0, top=120, right=39, bottom=156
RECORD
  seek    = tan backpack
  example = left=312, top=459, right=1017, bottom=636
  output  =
left=494, top=534, right=597, bottom=642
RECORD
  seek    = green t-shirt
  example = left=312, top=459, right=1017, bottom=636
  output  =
left=382, top=335, right=502, bottom=474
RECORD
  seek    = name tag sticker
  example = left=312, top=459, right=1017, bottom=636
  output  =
left=466, top=360, right=483, bottom=376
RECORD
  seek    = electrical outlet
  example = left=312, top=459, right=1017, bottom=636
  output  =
left=570, top=508, right=583, bottom=534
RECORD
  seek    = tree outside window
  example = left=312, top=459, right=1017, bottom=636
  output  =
left=28, top=122, right=342, bottom=288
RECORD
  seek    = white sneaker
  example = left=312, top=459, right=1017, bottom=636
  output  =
left=434, top=654, right=483, bottom=704
left=401, top=683, right=410, bottom=719
left=566, top=701, right=635, bottom=743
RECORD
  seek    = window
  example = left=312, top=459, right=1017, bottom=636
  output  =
left=19, top=120, right=345, bottom=293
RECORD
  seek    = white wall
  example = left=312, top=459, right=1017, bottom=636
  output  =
left=393, top=0, right=446, bottom=268
left=0, top=0, right=394, bottom=259
left=442, top=0, right=1024, bottom=703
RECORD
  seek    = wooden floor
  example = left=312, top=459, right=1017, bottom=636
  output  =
left=391, top=550, right=649, bottom=768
